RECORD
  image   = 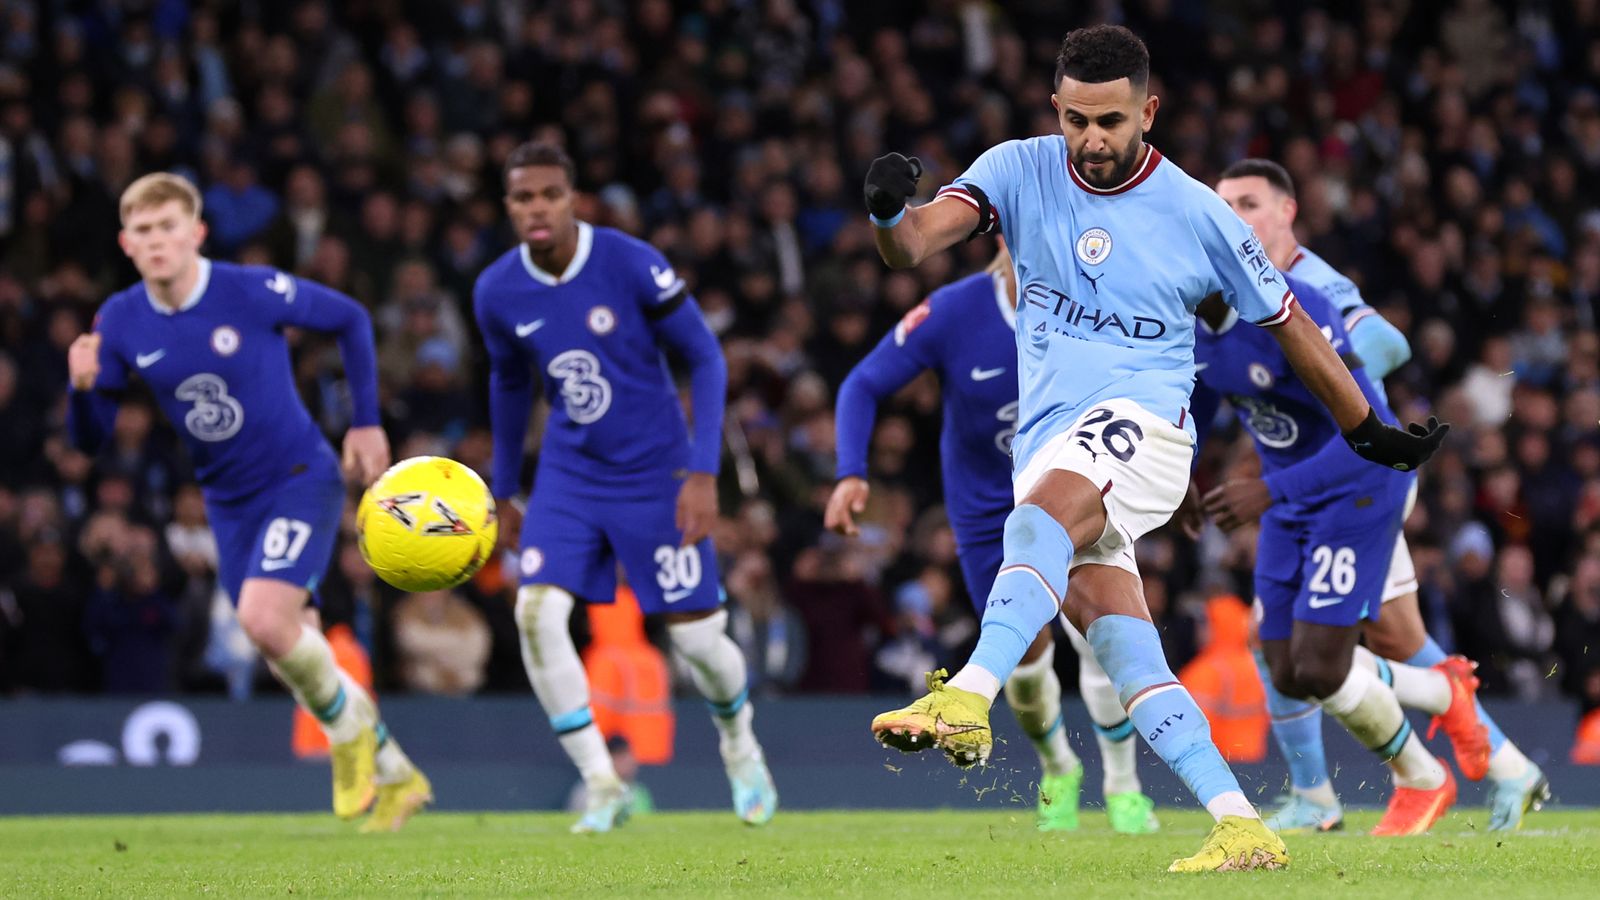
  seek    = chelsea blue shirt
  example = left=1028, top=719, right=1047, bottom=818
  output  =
left=70, top=259, right=379, bottom=502
left=835, top=270, right=1017, bottom=537
left=475, top=222, right=727, bottom=499
left=943, top=137, right=1295, bottom=474
left=1192, top=273, right=1406, bottom=510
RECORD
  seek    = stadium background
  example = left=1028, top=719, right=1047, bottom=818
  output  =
left=1, top=0, right=1599, bottom=781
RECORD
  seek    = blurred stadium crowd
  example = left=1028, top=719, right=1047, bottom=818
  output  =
left=1, top=1, right=1599, bottom=725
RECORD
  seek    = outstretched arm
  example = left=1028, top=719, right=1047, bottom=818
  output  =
left=1345, top=308, right=1412, bottom=379
left=1267, top=303, right=1446, bottom=471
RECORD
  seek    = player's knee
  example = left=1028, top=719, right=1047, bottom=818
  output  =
left=235, top=596, right=298, bottom=658
left=667, top=607, right=729, bottom=658
left=1293, top=657, right=1350, bottom=701
left=514, top=584, right=575, bottom=644
left=1268, top=663, right=1308, bottom=701
left=1363, top=615, right=1423, bottom=661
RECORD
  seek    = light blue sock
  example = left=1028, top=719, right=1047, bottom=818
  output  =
left=1254, top=649, right=1330, bottom=791
left=1406, top=637, right=1506, bottom=753
left=967, top=505, right=1072, bottom=685
left=1088, top=615, right=1242, bottom=808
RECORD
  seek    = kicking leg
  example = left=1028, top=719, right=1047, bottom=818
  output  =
left=515, top=584, right=628, bottom=833
left=667, top=607, right=776, bottom=825
left=1063, top=615, right=1158, bottom=834
left=1003, top=628, right=1082, bottom=831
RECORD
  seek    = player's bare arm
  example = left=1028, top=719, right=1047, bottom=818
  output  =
left=1267, top=303, right=1447, bottom=471
left=864, top=154, right=979, bottom=269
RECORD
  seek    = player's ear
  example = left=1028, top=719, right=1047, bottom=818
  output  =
left=1142, top=93, right=1159, bottom=131
left=117, top=229, right=133, bottom=259
left=193, top=218, right=208, bottom=247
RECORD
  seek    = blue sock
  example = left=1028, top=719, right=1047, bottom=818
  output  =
left=1254, top=649, right=1329, bottom=791
left=1406, top=637, right=1506, bottom=754
left=1088, top=615, right=1242, bottom=808
left=967, top=505, right=1072, bottom=685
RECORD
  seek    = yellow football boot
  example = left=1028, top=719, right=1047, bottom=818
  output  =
left=360, top=768, right=433, bottom=833
left=330, top=727, right=378, bottom=820
left=871, top=669, right=992, bottom=768
left=1168, top=815, right=1289, bottom=873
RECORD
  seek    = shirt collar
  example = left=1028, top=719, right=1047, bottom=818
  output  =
left=146, top=257, right=212, bottom=315
left=1065, top=143, right=1163, bottom=196
left=1197, top=306, right=1240, bottom=336
left=520, top=222, right=594, bottom=286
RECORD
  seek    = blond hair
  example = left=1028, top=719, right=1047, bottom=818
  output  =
left=119, top=173, right=203, bottom=224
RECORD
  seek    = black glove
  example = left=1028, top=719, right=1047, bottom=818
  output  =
left=1344, top=409, right=1449, bottom=472
left=864, top=153, right=923, bottom=220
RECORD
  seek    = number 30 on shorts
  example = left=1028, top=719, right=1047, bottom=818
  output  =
left=654, top=544, right=703, bottom=599
left=1309, top=544, right=1357, bottom=595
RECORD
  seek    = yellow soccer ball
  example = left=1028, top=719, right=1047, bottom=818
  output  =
left=357, top=456, right=498, bottom=592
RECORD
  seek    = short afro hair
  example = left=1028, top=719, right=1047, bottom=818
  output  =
left=1054, top=25, right=1150, bottom=91
left=1219, top=158, right=1297, bottom=200
left=504, top=141, right=577, bottom=187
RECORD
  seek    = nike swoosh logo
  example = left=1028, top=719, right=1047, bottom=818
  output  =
left=260, top=558, right=297, bottom=572
left=1307, top=596, right=1343, bottom=609
left=136, top=350, right=166, bottom=368
left=650, top=265, right=677, bottom=290
left=515, top=320, right=545, bottom=337
left=664, top=588, right=694, bottom=602
left=970, top=366, right=1006, bottom=381
left=265, top=272, right=295, bottom=299
left=932, top=714, right=985, bottom=737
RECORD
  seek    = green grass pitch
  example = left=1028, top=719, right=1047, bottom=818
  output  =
left=3, top=809, right=1598, bottom=897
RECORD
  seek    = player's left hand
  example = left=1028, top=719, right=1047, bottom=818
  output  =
left=677, top=472, right=718, bottom=547
left=1175, top=480, right=1205, bottom=540
left=1344, top=409, right=1449, bottom=472
left=1202, top=477, right=1272, bottom=532
left=341, top=425, right=391, bottom=486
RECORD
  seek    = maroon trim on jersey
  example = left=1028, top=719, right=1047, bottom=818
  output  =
left=936, top=185, right=981, bottom=211
left=1255, top=290, right=1298, bottom=328
left=936, top=185, right=1002, bottom=236
left=1065, top=144, right=1164, bottom=196
left=1286, top=248, right=1307, bottom=271
left=1176, top=407, right=1188, bottom=430
left=1100, top=480, right=1114, bottom=497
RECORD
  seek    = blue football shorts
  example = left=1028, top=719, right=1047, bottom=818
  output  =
left=516, top=473, right=720, bottom=615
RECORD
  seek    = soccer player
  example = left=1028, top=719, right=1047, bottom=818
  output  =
left=477, top=142, right=776, bottom=833
left=860, top=26, right=1445, bottom=872
left=1211, top=159, right=1548, bottom=831
left=1192, top=276, right=1484, bottom=835
left=826, top=244, right=1159, bottom=834
left=66, top=173, right=430, bottom=831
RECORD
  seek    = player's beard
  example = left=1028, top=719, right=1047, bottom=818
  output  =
left=1074, top=132, right=1144, bottom=189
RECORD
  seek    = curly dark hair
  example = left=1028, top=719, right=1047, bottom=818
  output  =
left=503, top=141, right=577, bottom=187
left=1220, top=158, right=1297, bottom=199
left=1054, top=25, right=1150, bottom=90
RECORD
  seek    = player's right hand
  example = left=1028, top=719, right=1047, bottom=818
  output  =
left=1344, top=409, right=1449, bottom=472
left=864, top=153, right=923, bottom=220
left=495, top=497, right=522, bottom=552
left=68, top=333, right=102, bottom=391
left=824, top=477, right=870, bottom=537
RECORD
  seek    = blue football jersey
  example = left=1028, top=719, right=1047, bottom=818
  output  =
left=836, top=270, right=1017, bottom=534
left=475, top=223, right=709, bottom=496
left=1193, top=273, right=1404, bottom=508
left=944, top=137, right=1293, bottom=473
left=88, top=260, right=368, bottom=501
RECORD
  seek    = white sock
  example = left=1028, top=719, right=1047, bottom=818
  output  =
left=1295, top=781, right=1340, bottom=808
left=947, top=664, right=1002, bottom=701
left=516, top=585, right=618, bottom=786
left=374, top=733, right=415, bottom=785
left=669, top=609, right=760, bottom=763
left=1320, top=664, right=1445, bottom=790
left=1355, top=646, right=1450, bottom=715
left=1071, top=628, right=1141, bottom=795
left=1205, top=791, right=1259, bottom=820
left=268, top=624, right=374, bottom=744
left=1489, top=741, right=1531, bottom=782
left=1003, top=644, right=1080, bottom=776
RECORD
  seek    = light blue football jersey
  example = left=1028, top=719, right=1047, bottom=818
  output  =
left=1286, top=246, right=1365, bottom=328
left=944, top=136, right=1293, bottom=473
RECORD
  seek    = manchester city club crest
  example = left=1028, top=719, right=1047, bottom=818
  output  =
left=1076, top=227, right=1112, bottom=265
